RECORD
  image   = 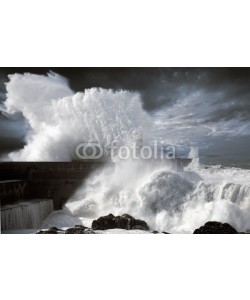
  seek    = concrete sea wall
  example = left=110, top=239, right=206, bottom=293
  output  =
left=0, top=162, right=105, bottom=209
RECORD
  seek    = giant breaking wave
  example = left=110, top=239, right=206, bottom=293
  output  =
left=2, top=72, right=250, bottom=233
left=2, top=72, right=151, bottom=161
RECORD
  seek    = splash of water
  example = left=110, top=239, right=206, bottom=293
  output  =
left=3, top=72, right=151, bottom=161
left=41, top=159, right=250, bottom=233
left=2, top=72, right=250, bottom=233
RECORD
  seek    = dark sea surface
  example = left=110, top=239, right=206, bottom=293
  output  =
left=200, top=157, right=250, bottom=170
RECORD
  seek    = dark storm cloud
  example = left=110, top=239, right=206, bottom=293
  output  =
left=2, top=67, right=250, bottom=113
left=0, top=113, right=26, bottom=158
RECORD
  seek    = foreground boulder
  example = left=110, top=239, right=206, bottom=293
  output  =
left=193, top=221, right=238, bottom=234
left=65, top=225, right=95, bottom=234
left=36, top=225, right=95, bottom=234
left=65, top=227, right=85, bottom=234
left=37, top=227, right=62, bottom=234
left=92, top=213, right=149, bottom=231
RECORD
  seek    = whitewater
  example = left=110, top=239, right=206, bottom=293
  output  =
left=1, top=72, right=250, bottom=233
left=40, top=160, right=250, bottom=233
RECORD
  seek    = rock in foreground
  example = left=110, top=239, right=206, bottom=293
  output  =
left=37, top=225, right=95, bottom=234
left=37, top=227, right=62, bottom=234
left=92, top=213, right=149, bottom=231
left=193, top=221, right=238, bottom=234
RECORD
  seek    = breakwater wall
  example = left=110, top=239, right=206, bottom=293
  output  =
left=0, top=162, right=105, bottom=209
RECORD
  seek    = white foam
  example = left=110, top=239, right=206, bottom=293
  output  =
left=2, top=72, right=250, bottom=233
left=40, top=160, right=250, bottom=233
left=3, top=72, right=151, bottom=161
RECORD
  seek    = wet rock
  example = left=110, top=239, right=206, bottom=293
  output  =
left=92, top=213, right=116, bottom=230
left=193, top=221, right=238, bottom=234
left=152, top=230, right=159, bottom=234
left=36, top=225, right=95, bottom=234
left=92, top=213, right=149, bottom=231
left=65, top=227, right=86, bottom=234
left=131, top=219, right=149, bottom=231
left=122, top=214, right=135, bottom=220
left=65, top=226, right=96, bottom=234
left=121, top=214, right=135, bottom=228
left=75, top=225, right=88, bottom=230
left=37, top=231, right=58, bottom=234
left=36, top=227, right=59, bottom=234
left=162, top=231, right=170, bottom=234
left=84, top=229, right=96, bottom=234
left=49, top=226, right=63, bottom=231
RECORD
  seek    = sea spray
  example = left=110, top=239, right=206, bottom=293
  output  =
left=1, top=72, right=250, bottom=233
left=41, top=159, right=250, bottom=233
left=2, top=72, right=152, bottom=161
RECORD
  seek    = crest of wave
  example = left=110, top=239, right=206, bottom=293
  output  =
left=3, top=72, right=151, bottom=161
left=61, top=159, right=250, bottom=233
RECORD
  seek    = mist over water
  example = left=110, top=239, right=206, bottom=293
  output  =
left=1, top=72, right=250, bottom=233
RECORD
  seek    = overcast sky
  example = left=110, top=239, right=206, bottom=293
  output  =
left=0, top=68, right=250, bottom=161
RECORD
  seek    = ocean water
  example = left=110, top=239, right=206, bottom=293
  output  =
left=41, top=159, right=250, bottom=233
left=1, top=72, right=249, bottom=233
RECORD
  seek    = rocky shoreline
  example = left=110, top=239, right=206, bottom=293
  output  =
left=36, top=213, right=249, bottom=234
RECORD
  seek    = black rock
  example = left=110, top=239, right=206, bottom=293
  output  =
left=152, top=230, right=159, bottom=234
left=36, top=225, right=94, bottom=234
left=36, top=226, right=64, bottom=234
left=131, top=219, right=149, bottom=231
left=92, top=213, right=116, bottom=230
left=65, top=227, right=86, bottom=234
left=64, top=226, right=96, bottom=234
left=75, top=225, right=88, bottom=230
left=122, top=214, right=135, bottom=228
left=162, top=231, right=170, bottom=234
left=122, top=214, right=135, bottom=220
left=92, top=213, right=149, bottom=231
left=49, top=226, right=63, bottom=231
left=84, top=229, right=96, bottom=234
left=36, top=228, right=58, bottom=234
left=193, top=221, right=238, bottom=234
